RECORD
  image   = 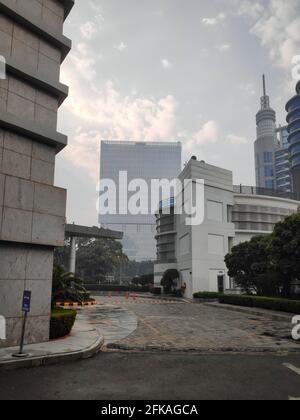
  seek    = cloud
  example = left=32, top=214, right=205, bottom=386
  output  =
left=61, top=47, right=178, bottom=181
left=116, top=42, right=127, bottom=52
left=237, top=0, right=300, bottom=69
left=88, top=1, right=105, bottom=22
left=226, top=134, right=249, bottom=144
left=237, top=1, right=264, bottom=19
left=202, top=12, right=226, bottom=26
left=216, top=44, right=231, bottom=52
left=184, top=120, right=249, bottom=151
left=161, top=58, right=172, bottom=69
left=63, top=42, right=103, bottom=84
left=80, top=21, right=98, bottom=40
left=63, top=129, right=102, bottom=180
left=239, top=83, right=256, bottom=96
left=193, top=120, right=219, bottom=144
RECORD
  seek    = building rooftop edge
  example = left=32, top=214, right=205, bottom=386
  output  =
left=101, top=140, right=182, bottom=146
left=58, top=0, right=75, bottom=20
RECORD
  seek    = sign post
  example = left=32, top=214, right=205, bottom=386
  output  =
left=13, top=291, right=31, bottom=358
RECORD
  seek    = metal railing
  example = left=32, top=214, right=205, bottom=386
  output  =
left=233, top=185, right=300, bottom=202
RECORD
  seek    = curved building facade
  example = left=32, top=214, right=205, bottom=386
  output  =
left=155, top=159, right=300, bottom=297
left=154, top=200, right=178, bottom=285
left=286, top=80, right=300, bottom=194
left=232, top=187, right=299, bottom=245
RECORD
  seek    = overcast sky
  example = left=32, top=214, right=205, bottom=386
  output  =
left=55, top=0, right=300, bottom=226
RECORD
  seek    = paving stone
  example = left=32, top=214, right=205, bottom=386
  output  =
left=94, top=296, right=300, bottom=352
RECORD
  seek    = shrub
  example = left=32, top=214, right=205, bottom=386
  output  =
left=50, top=308, right=77, bottom=340
left=193, top=292, right=220, bottom=299
left=85, top=284, right=150, bottom=293
left=219, top=294, right=300, bottom=314
left=52, top=266, right=90, bottom=306
left=150, top=287, right=162, bottom=295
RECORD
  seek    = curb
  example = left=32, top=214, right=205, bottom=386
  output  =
left=106, top=343, right=300, bottom=354
left=55, top=301, right=97, bottom=308
left=0, top=331, right=104, bottom=371
left=133, top=294, right=187, bottom=303
left=202, top=302, right=294, bottom=322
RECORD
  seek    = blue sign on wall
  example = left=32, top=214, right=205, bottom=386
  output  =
left=22, top=291, right=31, bottom=313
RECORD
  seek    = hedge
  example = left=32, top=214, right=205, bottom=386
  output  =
left=150, top=287, right=162, bottom=295
left=85, top=284, right=150, bottom=293
left=193, top=292, right=220, bottom=299
left=219, top=294, right=300, bottom=314
left=50, top=308, right=77, bottom=340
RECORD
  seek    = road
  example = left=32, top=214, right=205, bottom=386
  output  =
left=1, top=296, right=299, bottom=400
left=1, top=352, right=300, bottom=400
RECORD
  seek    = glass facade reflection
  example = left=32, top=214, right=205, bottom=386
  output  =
left=275, top=126, right=292, bottom=193
left=99, top=141, right=182, bottom=261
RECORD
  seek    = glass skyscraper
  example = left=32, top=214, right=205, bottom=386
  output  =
left=99, top=141, right=182, bottom=261
left=286, top=80, right=300, bottom=194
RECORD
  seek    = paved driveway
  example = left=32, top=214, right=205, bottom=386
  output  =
left=93, top=295, right=300, bottom=353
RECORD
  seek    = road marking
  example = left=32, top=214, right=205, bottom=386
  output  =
left=283, top=363, right=300, bottom=376
left=289, top=396, right=300, bottom=400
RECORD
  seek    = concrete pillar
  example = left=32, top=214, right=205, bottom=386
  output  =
left=69, top=237, right=77, bottom=274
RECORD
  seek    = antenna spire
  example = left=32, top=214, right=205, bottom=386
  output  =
left=260, top=74, right=270, bottom=109
left=263, top=74, right=266, bottom=96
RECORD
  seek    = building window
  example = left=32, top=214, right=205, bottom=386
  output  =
left=228, top=237, right=234, bottom=253
left=179, top=234, right=190, bottom=256
left=264, top=166, right=274, bottom=177
left=227, top=205, right=233, bottom=223
left=207, top=201, right=223, bottom=222
left=265, top=180, right=274, bottom=189
left=264, top=152, right=273, bottom=163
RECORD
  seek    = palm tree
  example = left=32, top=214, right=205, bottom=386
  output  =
left=52, top=266, right=90, bottom=306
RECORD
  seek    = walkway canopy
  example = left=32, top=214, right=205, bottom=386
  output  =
left=65, top=224, right=123, bottom=273
left=65, top=224, right=123, bottom=240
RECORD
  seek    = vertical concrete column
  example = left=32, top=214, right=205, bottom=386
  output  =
left=69, top=236, right=77, bottom=274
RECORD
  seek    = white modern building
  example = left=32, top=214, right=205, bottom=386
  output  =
left=154, top=158, right=300, bottom=298
left=99, top=141, right=182, bottom=261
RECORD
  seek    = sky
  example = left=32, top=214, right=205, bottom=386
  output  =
left=55, top=0, right=300, bottom=226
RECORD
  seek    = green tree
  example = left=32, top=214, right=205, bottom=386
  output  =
left=225, top=235, right=279, bottom=296
left=131, top=273, right=154, bottom=287
left=123, top=260, right=154, bottom=278
left=54, top=238, right=129, bottom=284
left=76, top=238, right=129, bottom=284
left=161, top=269, right=179, bottom=293
left=269, top=213, right=300, bottom=298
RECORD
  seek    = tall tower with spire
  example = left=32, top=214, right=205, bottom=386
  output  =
left=254, top=75, right=278, bottom=189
